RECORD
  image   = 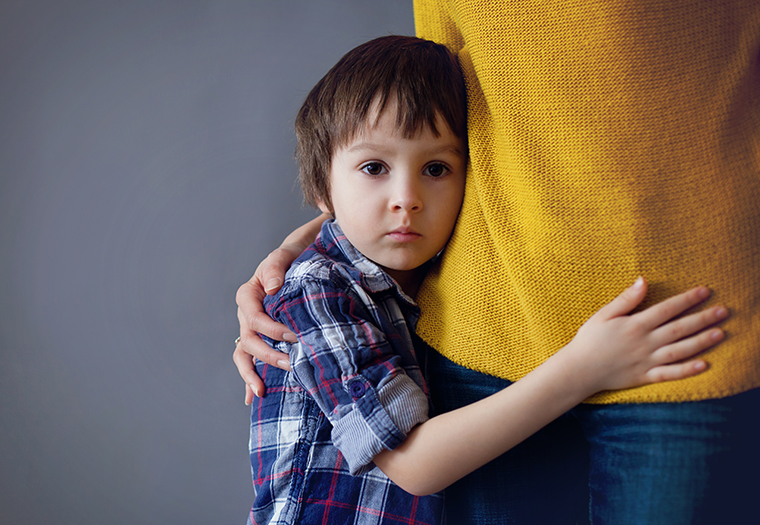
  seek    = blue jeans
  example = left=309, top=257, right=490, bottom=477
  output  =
left=423, top=344, right=760, bottom=525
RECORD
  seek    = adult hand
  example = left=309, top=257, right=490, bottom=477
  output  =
left=233, top=214, right=329, bottom=404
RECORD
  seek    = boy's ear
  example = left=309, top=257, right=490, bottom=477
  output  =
left=316, top=200, right=331, bottom=215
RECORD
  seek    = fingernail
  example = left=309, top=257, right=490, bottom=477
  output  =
left=277, top=359, right=290, bottom=370
left=698, top=287, right=710, bottom=299
left=249, top=385, right=259, bottom=398
left=283, top=332, right=297, bottom=343
left=632, top=277, right=644, bottom=289
left=694, top=361, right=706, bottom=371
left=711, top=329, right=724, bottom=341
left=715, top=306, right=727, bottom=318
left=265, top=278, right=282, bottom=293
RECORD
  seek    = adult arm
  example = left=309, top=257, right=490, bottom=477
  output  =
left=414, top=0, right=464, bottom=51
left=373, top=279, right=728, bottom=495
left=233, top=213, right=328, bottom=401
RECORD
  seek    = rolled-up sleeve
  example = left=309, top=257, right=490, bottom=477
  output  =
left=270, top=277, right=429, bottom=475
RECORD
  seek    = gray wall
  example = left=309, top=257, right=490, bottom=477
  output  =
left=0, top=1, right=414, bottom=523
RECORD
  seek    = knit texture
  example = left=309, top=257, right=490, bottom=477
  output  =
left=414, top=0, right=760, bottom=403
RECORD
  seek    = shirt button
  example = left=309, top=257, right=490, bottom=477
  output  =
left=349, top=381, right=366, bottom=399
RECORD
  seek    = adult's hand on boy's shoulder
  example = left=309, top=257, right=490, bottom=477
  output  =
left=232, top=214, right=329, bottom=405
left=234, top=255, right=297, bottom=403
left=233, top=213, right=328, bottom=403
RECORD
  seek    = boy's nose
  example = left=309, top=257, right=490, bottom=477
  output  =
left=389, top=177, right=423, bottom=212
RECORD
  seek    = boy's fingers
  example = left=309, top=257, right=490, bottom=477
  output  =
left=651, top=328, right=724, bottom=366
left=636, top=286, right=711, bottom=329
left=595, top=277, right=647, bottom=319
left=644, top=359, right=707, bottom=384
left=651, top=305, right=728, bottom=346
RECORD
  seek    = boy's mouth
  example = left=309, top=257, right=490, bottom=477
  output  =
left=387, top=228, right=421, bottom=242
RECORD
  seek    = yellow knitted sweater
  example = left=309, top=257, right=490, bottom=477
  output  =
left=414, top=0, right=760, bottom=403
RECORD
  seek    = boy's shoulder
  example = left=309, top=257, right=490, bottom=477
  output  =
left=284, top=219, right=363, bottom=290
left=281, top=246, right=353, bottom=295
left=263, top=219, right=398, bottom=314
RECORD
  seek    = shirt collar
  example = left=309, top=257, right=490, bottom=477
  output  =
left=316, top=219, right=418, bottom=307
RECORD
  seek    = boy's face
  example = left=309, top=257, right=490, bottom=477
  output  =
left=320, top=99, right=466, bottom=288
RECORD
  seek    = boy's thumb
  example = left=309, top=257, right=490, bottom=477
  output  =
left=598, top=277, right=647, bottom=319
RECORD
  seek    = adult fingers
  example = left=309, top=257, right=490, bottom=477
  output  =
left=240, top=333, right=292, bottom=371
left=236, top=282, right=296, bottom=342
left=233, top=342, right=266, bottom=400
left=237, top=308, right=292, bottom=369
left=259, top=245, right=304, bottom=295
left=651, top=305, right=729, bottom=346
left=634, top=286, right=711, bottom=329
left=593, top=277, right=647, bottom=320
left=244, top=384, right=255, bottom=406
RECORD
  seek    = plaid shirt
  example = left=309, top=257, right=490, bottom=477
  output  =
left=247, top=220, right=445, bottom=525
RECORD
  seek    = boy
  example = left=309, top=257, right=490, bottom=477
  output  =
left=246, top=36, right=726, bottom=525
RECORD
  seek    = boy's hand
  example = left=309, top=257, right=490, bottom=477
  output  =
left=563, top=277, right=728, bottom=395
left=233, top=214, right=328, bottom=404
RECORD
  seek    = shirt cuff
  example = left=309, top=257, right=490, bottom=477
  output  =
left=332, top=373, right=429, bottom=475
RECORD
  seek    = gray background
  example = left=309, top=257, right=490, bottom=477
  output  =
left=0, top=1, right=413, bottom=523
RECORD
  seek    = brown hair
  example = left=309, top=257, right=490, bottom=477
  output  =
left=295, top=35, right=467, bottom=212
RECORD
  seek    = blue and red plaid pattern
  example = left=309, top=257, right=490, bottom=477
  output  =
left=247, top=220, right=445, bottom=524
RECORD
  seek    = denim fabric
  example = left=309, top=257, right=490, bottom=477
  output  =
left=575, top=392, right=760, bottom=524
left=424, top=342, right=589, bottom=525
left=423, top=340, right=760, bottom=525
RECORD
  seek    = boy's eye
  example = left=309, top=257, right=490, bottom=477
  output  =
left=361, top=162, right=386, bottom=176
left=424, top=163, right=449, bottom=178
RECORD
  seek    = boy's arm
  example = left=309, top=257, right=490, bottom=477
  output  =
left=374, top=278, right=727, bottom=496
left=272, top=274, right=432, bottom=475
left=234, top=213, right=329, bottom=401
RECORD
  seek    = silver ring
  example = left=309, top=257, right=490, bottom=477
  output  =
left=234, top=336, right=241, bottom=346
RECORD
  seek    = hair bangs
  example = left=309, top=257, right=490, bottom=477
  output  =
left=295, top=35, right=467, bottom=212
